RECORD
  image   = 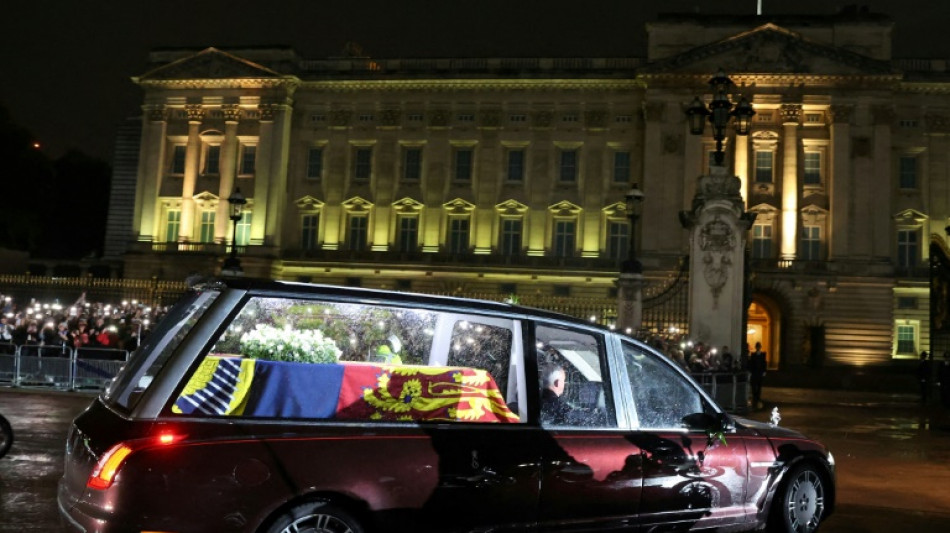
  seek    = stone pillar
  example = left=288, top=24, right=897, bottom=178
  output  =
left=264, top=101, right=292, bottom=248
left=734, top=134, right=749, bottom=206
left=134, top=105, right=168, bottom=241
left=680, top=166, right=754, bottom=352
left=180, top=103, right=204, bottom=242
left=828, top=105, right=852, bottom=260
left=215, top=104, right=241, bottom=242
left=616, top=272, right=644, bottom=335
left=780, top=104, right=801, bottom=261
left=871, top=105, right=894, bottom=260
left=251, top=104, right=275, bottom=245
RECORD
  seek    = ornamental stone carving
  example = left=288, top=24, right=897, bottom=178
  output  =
left=184, top=104, right=205, bottom=122
left=780, top=103, right=802, bottom=124
left=533, top=110, right=553, bottom=128
left=828, top=104, right=853, bottom=124
left=330, top=109, right=352, bottom=127
left=221, top=104, right=241, bottom=123
left=585, top=110, right=607, bottom=129
left=700, top=216, right=736, bottom=306
left=146, top=106, right=168, bottom=123
left=380, top=109, right=401, bottom=126
left=258, top=103, right=278, bottom=122
left=428, top=109, right=449, bottom=127
left=925, top=113, right=950, bottom=134
left=479, top=110, right=501, bottom=128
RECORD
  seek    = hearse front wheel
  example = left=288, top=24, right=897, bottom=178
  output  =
left=768, top=463, right=827, bottom=533
left=266, top=500, right=365, bottom=533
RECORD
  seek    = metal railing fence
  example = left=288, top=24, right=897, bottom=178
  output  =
left=0, top=342, right=128, bottom=392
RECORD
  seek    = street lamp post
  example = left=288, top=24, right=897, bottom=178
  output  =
left=685, top=70, right=755, bottom=165
left=221, top=187, right=246, bottom=275
left=616, top=184, right=645, bottom=335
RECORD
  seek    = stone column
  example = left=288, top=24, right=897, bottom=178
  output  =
left=828, top=105, right=853, bottom=259
left=780, top=104, right=801, bottom=261
left=734, top=134, right=749, bottom=206
left=215, top=104, right=241, bottom=242
left=264, top=101, right=292, bottom=248
left=180, top=103, right=204, bottom=242
left=871, top=105, right=894, bottom=261
left=251, top=104, right=275, bottom=245
left=134, top=105, right=168, bottom=241
left=680, top=166, right=754, bottom=352
left=616, top=272, right=644, bottom=335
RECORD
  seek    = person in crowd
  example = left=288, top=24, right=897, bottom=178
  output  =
left=939, top=351, right=950, bottom=408
left=720, top=345, right=734, bottom=372
left=918, top=350, right=933, bottom=404
left=749, top=342, right=768, bottom=410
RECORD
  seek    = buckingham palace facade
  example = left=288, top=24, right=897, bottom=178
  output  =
left=115, top=10, right=950, bottom=368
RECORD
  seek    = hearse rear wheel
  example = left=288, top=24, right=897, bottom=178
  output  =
left=267, top=500, right=365, bottom=533
left=768, top=463, right=827, bottom=533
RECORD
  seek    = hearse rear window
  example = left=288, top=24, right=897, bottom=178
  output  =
left=172, top=296, right=526, bottom=423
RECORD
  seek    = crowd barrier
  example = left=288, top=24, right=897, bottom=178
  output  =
left=690, top=371, right=751, bottom=413
left=0, top=342, right=128, bottom=392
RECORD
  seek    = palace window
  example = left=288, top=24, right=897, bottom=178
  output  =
left=509, top=114, right=527, bottom=123
left=897, top=229, right=919, bottom=268
left=171, top=145, right=186, bottom=175
left=165, top=210, right=181, bottom=242
left=896, top=323, right=917, bottom=355
left=553, top=220, right=576, bottom=257
left=755, top=150, right=773, bottom=183
left=301, top=214, right=319, bottom=250
left=752, top=224, right=772, bottom=259
left=499, top=218, right=523, bottom=256
left=235, top=212, right=252, bottom=246
left=506, top=149, right=525, bottom=182
left=613, top=151, right=631, bottom=184
left=403, top=147, right=422, bottom=182
left=559, top=149, right=578, bottom=182
left=239, top=145, right=256, bottom=176
left=447, top=217, right=470, bottom=254
left=204, top=145, right=221, bottom=175
left=607, top=221, right=630, bottom=261
left=353, top=147, right=373, bottom=182
left=803, top=152, right=821, bottom=185
left=454, top=148, right=473, bottom=182
left=899, top=156, right=917, bottom=189
left=800, top=225, right=821, bottom=261
left=396, top=216, right=419, bottom=253
left=307, top=147, right=324, bottom=179
left=199, top=211, right=215, bottom=243
left=347, top=215, right=369, bottom=251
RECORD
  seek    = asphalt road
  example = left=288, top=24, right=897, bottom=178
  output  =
left=1, top=386, right=949, bottom=532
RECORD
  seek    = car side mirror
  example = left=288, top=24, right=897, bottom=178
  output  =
left=682, top=412, right=733, bottom=434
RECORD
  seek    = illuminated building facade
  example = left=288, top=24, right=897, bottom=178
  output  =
left=123, top=10, right=947, bottom=368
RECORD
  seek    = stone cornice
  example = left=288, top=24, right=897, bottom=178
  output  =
left=300, top=78, right=645, bottom=93
left=640, top=72, right=901, bottom=90
left=135, top=77, right=300, bottom=91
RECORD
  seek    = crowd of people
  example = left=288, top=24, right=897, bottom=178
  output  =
left=0, top=292, right=165, bottom=356
left=638, top=328, right=748, bottom=374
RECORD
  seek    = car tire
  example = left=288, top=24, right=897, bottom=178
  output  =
left=767, top=463, right=827, bottom=533
left=0, top=414, right=12, bottom=459
left=265, top=500, right=365, bottom=533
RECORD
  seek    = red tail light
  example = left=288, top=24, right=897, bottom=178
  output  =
left=86, top=432, right=184, bottom=490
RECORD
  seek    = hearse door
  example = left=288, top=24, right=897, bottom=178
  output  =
left=418, top=314, right=540, bottom=532
left=535, top=323, right=643, bottom=532
left=621, top=341, right=752, bottom=531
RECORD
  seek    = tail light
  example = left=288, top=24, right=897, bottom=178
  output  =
left=86, top=432, right=184, bottom=490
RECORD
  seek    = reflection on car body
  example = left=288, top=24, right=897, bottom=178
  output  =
left=58, top=278, right=834, bottom=533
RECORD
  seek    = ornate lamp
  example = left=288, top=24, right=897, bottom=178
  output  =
left=222, top=188, right=247, bottom=274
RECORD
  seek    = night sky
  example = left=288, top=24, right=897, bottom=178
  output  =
left=2, top=0, right=949, bottom=162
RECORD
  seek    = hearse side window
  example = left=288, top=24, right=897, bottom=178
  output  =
left=171, top=296, right=524, bottom=424
left=622, top=342, right=706, bottom=430
left=535, top=324, right=616, bottom=429
left=104, top=290, right=220, bottom=412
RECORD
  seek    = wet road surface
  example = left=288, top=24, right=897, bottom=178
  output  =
left=1, top=386, right=949, bottom=531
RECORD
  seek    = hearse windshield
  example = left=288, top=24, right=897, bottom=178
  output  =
left=103, top=289, right=220, bottom=412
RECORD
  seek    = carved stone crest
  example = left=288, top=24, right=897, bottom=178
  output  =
left=700, top=216, right=736, bottom=307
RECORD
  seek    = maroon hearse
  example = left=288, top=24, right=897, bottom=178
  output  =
left=59, top=279, right=834, bottom=532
